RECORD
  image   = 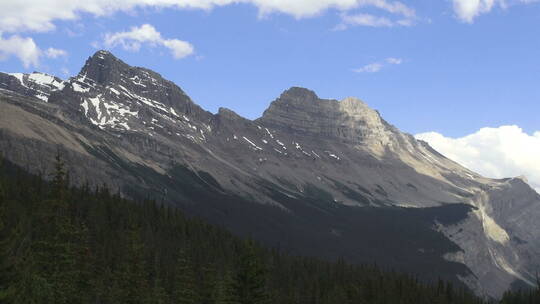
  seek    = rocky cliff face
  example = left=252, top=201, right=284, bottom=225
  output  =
left=260, top=87, right=394, bottom=151
left=1, top=50, right=539, bottom=298
left=0, top=71, right=65, bottom=102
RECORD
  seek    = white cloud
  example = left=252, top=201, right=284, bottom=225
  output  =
left=0, top=0, right=416, bottom=33
left=104, top=24, right=194, bottom=59
left=162, top=39, right=194, bottom=59
left=453, top=0, right=497, bottom=23
left=0, top=34, right=67, bottom=68
left=416, top=125, right=540, bottom=192
left=45, top=47, right=68, bottom=58
left=353, top=57, right=402, bottom=73
left=452, top=0, right=539, bottom=23
left=0, top=34, right=41, bottom=68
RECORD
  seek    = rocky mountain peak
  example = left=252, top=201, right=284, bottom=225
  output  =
left=279, top=86, right=320, bottom=101
left=56, top=50, right=214, bottom=132
left=258, top=87, right=392, bottom=147
left=338, top=97, right=386, bottom=131
left=217, top=107, right=243, bottom=120
left=514, top=175, right=529, bottom=184
left=90, top=49, right=116, bottom=61
left=340, top=96, right=369, bottom=112
left=77, top=50, right=132, bottom=85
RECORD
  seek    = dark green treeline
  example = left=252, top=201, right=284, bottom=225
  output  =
left=0, top=156, right=532, bottom=304
left=500, top=280, right=540, bottom=304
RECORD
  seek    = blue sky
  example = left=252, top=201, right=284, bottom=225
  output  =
left=0, top=0, right=539, bottom=138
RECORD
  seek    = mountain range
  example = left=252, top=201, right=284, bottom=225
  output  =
left=1, top=50, right=539, bottom=298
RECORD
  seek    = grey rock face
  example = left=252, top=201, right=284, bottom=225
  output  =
left=0, top=71, right=65, bottom=102
left=0, top=50, right=539, bottom=299
left=260, top=87, right=391, bottom=146
left=74, top=50, right=209, bottom=119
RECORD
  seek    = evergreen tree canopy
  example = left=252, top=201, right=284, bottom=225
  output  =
left=0, top=157, right=531, bottom=304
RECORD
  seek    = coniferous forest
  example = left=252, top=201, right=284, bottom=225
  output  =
left=0, top=156, right=538, bottom=304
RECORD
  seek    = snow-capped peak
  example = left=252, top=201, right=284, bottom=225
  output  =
left=5, top=72, right=65, bottom=102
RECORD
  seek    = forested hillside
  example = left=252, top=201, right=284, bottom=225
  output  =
left=500, top=283, right=540, bottom=304
left=0, top=155, right=535, bottom=303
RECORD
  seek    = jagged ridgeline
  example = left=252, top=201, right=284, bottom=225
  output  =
left=0, top=158, right=488, bottom=304
left=1, top=50, right=540, bottom=298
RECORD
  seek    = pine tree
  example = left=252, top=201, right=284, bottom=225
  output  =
left=147, top=250, right=170, bottom=304
left=214, top=270, right=239, bottom=304
left=235, top=240, right=269, bottom=304
left=52, top=150, right=67, bottom=201
left=172, top=249, right=198, bottom=304
left=200, top=263, right=218, bottom=304
left=112, top=228, right=151, bottom=304
left=36, top=206, right=77, bottom=298
left=71, top=221, right=93, bottom=303
left=149, top=278, right=170, bottom=304
left=7, top=155, right=91, bottom=304
left=0, top=176, right=17, bottom=302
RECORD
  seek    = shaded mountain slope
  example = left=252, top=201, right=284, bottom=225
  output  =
left=0, top=50, right=539, bottom=298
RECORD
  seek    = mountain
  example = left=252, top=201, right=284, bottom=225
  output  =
left=0, top=158, right=487, bottom=304
left=1, top=50, right=539, bottom=298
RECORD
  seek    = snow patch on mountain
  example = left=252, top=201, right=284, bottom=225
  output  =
left=243, top=137, right=263, bottom=151
left=8, top=73, right=24, bottom=83
left=7, top=72, right=65, bottom=102
left=28, top=73, right=65, bottom=90
left=73, top=82, right=90, bottom=93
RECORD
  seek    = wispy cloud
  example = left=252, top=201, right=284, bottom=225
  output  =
left=103, top=24, right=194, bottom=59
left=61, top=67, right=70, bottom=77
left=354, top=62, right=384, bottom=73
left=335, top=0, right=416, bottom=30
left=353, top=57, right=403, bottom=73
left=45, top=47, right=68, bottom=58
left=337, top=14, right=395, bottom=28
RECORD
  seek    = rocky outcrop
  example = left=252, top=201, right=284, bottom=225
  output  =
left=259, top=87, right=392, bottom=145
left=0, top=71, right=65, bottom=102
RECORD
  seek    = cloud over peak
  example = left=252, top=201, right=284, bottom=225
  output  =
left=416, top=125, right=540, bottom=192
left=103, top=24, right=194, bottom=59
